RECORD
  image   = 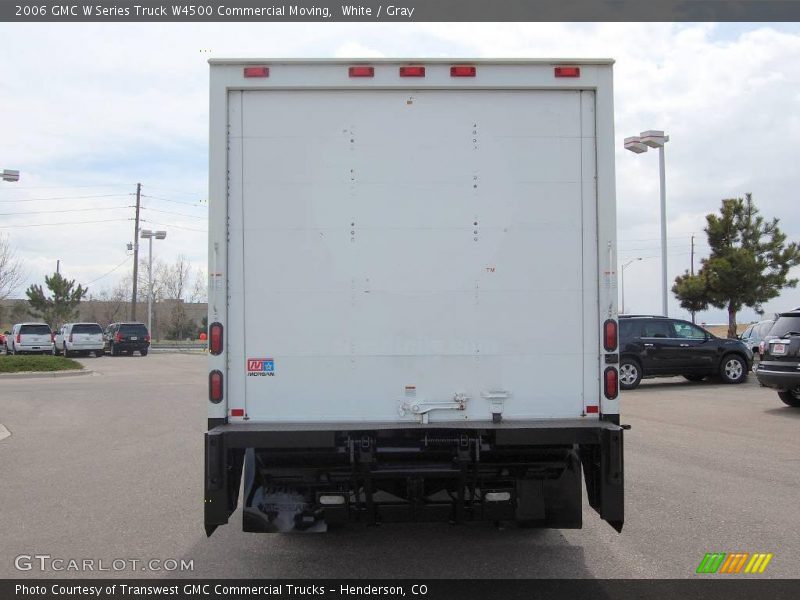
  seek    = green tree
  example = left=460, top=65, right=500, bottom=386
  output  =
left=25, top=272, right=88, bottom=327
left=672, top=194, right=800, bottom=338
left=671, top=270, right=708, bottom=321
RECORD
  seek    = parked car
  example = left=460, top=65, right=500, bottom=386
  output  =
left=6, top=322, right=53, bottom=355
left=103, top=322, right=150, bottom=356
left=53, top=322, right=104, bottom=357
left=618, top=315, right=753, bottom=390
left=739, top=319, right=776, bottom=358
left=755, top=310, right=800, bottom=407
left=0, top=331, right=6, bottom=351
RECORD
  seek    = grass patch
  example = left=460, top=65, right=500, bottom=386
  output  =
left=0, top=355, right=83, bottom=373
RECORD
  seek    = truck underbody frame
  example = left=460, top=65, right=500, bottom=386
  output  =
left=205, top=419, right=624, bottom=535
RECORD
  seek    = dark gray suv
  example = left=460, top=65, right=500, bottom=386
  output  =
left=756, top=311, right=800, bottom=407
left=618, top=316, right=753, bottom=390
left=103, top=322, right=150, bottom=356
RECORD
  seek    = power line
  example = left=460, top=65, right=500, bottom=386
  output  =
left=145, top=185, right=204, bottom=197
left=0, top=205, right=132, bottom=216
left=86, top=255, right=133, bottom=285
left=141, top=207, right=206, bottom=220
left=0, top=183, right=135, bottom=190
left=0, top=218, right=132, bottom=229
left=141, top=219, right=207, bottom=232
left=0, top=193, right=131, bottom=203
left=141, top=193, right=206, bottom=207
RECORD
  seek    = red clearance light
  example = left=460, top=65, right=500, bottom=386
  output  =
left=555, top=66, right=580, bottom=78
left=209, top=322, right=224, bottom=356
left=604, top=367, right=619, bottom=400
left=243, top=66, right=269, bottom=78
left=603, top=319, right=618, bottom=352
left=450, top=65, right=476, bottom=77
left=230, top=408, right=245, bottom=417
left=400, top=66, right=425, bottom=77
left=209, top=370, right=223, bottom=404
left=349, top=66, right=374, bottom=78
left=586, top=405, right=599, bottom=414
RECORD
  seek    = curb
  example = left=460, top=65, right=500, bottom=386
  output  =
left=0, top=368, right=93, bottom=380
left=0, top=424, right=9, bottom=442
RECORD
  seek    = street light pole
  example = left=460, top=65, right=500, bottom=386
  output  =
left=624, top=130, right=670, bottom=316
left=140, top=229, right=167, bottom=337
left=147, top=235, right=153, bottom=334
left=620, top=258, right=642, bottom=315
left=658, top=143, right=668, bottom=318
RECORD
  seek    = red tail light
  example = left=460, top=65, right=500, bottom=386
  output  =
left=114, top=332, right=122, bottom=342
left=17, top=333, right=21, bottom=343
left=450, top=65, right=476, bottom=77
left=555, top=66, right=581, bottom=78
left=145, top=334, right=151, bottom=342
left=209, top=370, right=223, bottom=403
left=348, top=66, right=374, bottom=78
left=603, top=319, right=618, bottom=352
left=400, top=66, right=425, bottom=77
left=604, top=367, right=619, bottom=400
left=209, top=322, right=224, bottom=355
left=68, top=333, right=73, bottom=342
left=243, top=66, right=269, bottom=78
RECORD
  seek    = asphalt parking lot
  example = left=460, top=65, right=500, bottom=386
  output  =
left=1, top=354, right=798, bottom=579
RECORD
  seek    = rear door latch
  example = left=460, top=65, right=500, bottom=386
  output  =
left=400, top=393, right=469, bottom=424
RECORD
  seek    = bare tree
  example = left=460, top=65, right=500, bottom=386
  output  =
left=157, top=255, right=192, bottom=302
left=190, top=268, right=207, bottom=303
left=95, top=279, right=132, bottom=326
left=156, top=255, right=195, bottom=340
left=0, top=233, right=25, bottom=300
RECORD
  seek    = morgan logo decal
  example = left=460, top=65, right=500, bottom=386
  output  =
left=247, top=358, right=275, bottom=376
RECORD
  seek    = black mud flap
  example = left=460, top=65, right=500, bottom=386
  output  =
left=204, top=429, right=244, bottom=536
left=580, top=427, right=624, bottom=532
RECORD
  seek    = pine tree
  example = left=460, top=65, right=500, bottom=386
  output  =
left=25, top=272, right=88, bottom=327
left=672, top=194, right=800, bottom=338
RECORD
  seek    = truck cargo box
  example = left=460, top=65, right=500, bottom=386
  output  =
left=205, top=59, right=624, bottom=535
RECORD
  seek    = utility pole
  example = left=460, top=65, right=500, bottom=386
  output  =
left=131, top=183, right=141, bottom=320
left=56, top=260, right=60, bottom=275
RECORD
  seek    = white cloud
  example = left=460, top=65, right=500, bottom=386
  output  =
left=1, top=22, right=800, bottom=323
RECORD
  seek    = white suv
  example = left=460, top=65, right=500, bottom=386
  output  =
left=53, top=322, right=105, bottom=357
left=7, top=323, right=53, bottom=355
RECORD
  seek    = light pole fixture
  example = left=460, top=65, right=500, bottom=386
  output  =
left=620, top=257, right=643, bottom=315
left=140, top=229, right=167, bottom=337
left=1, top=169, right=20, bottom=182
left=624, top=130, right=670, bottom=316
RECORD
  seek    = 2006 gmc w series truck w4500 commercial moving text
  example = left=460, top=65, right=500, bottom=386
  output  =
left=204, top=59, right=624, bottom=535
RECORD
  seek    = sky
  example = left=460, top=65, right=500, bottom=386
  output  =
left=1, top=21, right=800, bottom=324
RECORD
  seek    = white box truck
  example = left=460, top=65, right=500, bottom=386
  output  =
left=205, top=59, right=624, bottom=535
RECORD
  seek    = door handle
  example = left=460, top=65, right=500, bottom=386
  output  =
left=644, top=343, right=654, bottom=347
left=680, top=343, right=690, bottom=347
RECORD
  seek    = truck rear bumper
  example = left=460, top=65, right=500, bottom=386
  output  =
left=205, top=420, right=624, bottom=535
